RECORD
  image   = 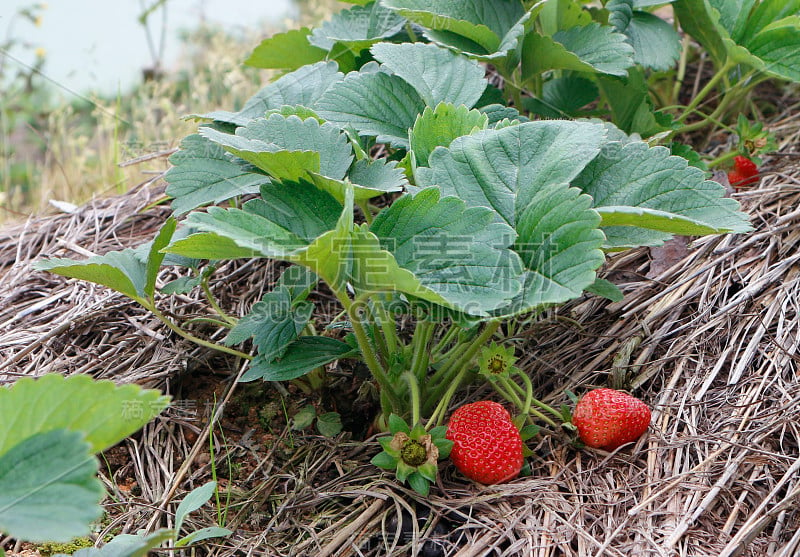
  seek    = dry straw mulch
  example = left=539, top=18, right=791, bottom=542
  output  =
left=2, top=119, right=800, bottom=557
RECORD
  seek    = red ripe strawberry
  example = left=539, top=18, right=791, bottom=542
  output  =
left=727, top=156, right=759, bottom=189
left=446, top=401, right=523, bottom=484
left=572, top=388, right=651, bottom=451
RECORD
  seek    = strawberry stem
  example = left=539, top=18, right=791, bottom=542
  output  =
left=405, top=372, right=421, bottom=427
left=425, top=320, right=502, bottom=427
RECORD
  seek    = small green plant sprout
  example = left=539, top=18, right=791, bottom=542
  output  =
left=50, top=482, right=232, bottom=557
left=172, top=481, right=233, bottom=548
left=292, top=404, right=344, bottom=438
left=371, top=414, right=453, bottom=497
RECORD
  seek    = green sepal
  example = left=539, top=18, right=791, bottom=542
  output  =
left=378, top=435, right=400, bottom=457
left=428, top=425, right=447, bottom=439
left=396, top=460, right=414, bottom=483
left=520, top=424, right=540, bottom=441
left=560, top=403, right=574, bottom=423
left=371, top=451, right=399, bottom=470
left=388, top=414, right=411, bottom=434
left=432, top=438, right=453, bottom=459
left=406, top=472, right=431, bottom=497
left=409, top=423, right=428, bottom=438
left=417, top=461, right=438, bottom=483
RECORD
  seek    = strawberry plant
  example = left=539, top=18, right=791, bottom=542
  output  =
left=33, top=0, right=762, bottom=493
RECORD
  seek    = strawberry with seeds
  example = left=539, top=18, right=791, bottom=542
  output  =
left=572, top=388, right=651, bottom=451
left=446, top=400, right=523, bottom=484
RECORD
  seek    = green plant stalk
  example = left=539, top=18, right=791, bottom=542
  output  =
left=372, top=301, right=400, bottom=357
left=424, top=320, right=502, bottom=418
left=215, top=415, right=233, bottom=527
left=341, top=294, right=404, bottom=413
left=201, top=276, right=237, bottom=326
left=494, top=378, right=525, bottom=412
left=707, top=150, right=740, bottom=169
left=672, top=35, right=692, bottom=106
left=369, top=314, right=390, bottom=368
left=517, top=371, right=534, bottom=417
left=504, top=375, right=563, bottom=423
left=405, top=372, right=422, bottom=426
left=357, top=199, right=374, bottom=225
left=425, top=366, right=470, bottom=429
left=425, top=343, right=470, bottom=399
left=409, top=319, right=434, bottom=386
left=147, top=303, right=253, bottom=360
left=676, top=59, right=735, bottom=124
left=208, top=408, right=220, bottom=526
left=430, top=322, right=460, bottom=361
left=184, top=317, right=234, bottom=329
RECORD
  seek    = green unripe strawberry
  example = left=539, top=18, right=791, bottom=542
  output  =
left=446, top=401, right=523, bottom=484
left=572, top=388, right=651, bottom=451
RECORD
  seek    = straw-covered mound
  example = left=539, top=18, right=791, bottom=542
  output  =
left=2, top=119, right=799, bottom=556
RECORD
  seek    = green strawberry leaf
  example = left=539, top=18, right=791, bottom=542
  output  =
left=240, top=336, right=359, bottom=382
left=34, top=250, right=147, bottom=303
left=497, top=183, right=605, bottom=316
left=608, top=0, right=681, bottom=71
left=370, top=188, right=523, bottom=315
left=33, top=217, right=178, bottom=303
left=0, top=430, right=102, bottom=543
left=672, top=0, right=730, bottom=65
left=243, top=27, right=327, bottom=70
left=370, top=42, right=488, bottom=108
left=165, top=134, right=270, bottom=215
left=382, top=0, right=535, bottom=60
left=745, top=19, right=800, bottom=82
left=309, top=2, right=406, bottom=53
left=416, top=120, right=607, bottom=226
left=198, top=62, right=344, bottom=126
left=308, top=157, right=408, bottom=203
left=522, top=24, right=635, bottom=78
left=316, top=69, right=426, bottom=149
left=598, top=67, right=675, bottom=137
left=524, top=75, right=598, bottom=118
left=316, top=412, right=343, bottom=437
left=718, top=0, right=780, bottom=44
left=225, top=287, right=314, bottom=361
left=572, top=136, right=753, bottom=249
left=0, top=374, right=169, bottom=457
left=585, top=278, right=624, bottom=302
left=292, top=405, right=317, bottom=430
left=409, top=103, right=489, bottom=168
left=275, top=265, right=318, bottom=301
left=200, top=114, right=353, bottom=183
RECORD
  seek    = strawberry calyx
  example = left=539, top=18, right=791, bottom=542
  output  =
left=371, top=413, right=453, bottom=496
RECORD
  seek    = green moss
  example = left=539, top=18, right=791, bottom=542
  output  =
left=38, top=537, right=95, bottom=556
